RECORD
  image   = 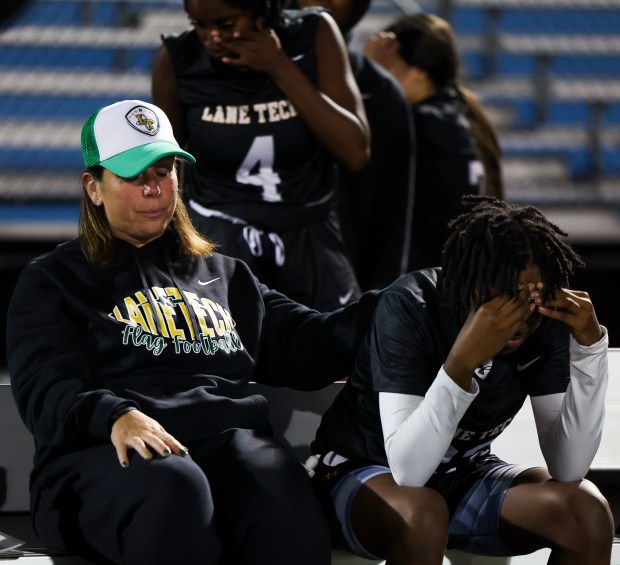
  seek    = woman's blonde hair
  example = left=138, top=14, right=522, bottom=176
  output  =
left=79, top=164, right=215, bottom=263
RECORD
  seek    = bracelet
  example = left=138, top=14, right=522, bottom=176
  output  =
left=108, top=404, right=137, bottom=433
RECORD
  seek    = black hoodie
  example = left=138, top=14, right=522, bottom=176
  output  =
left=7, top=232, right=378, bottom=479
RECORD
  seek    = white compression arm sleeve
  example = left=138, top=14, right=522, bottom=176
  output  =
left=532, top=328, right=609, bottom=482
left=379, top=367, right=478, bottom=487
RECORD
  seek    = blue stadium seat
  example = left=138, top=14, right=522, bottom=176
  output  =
left=0, top=148, right=81, bottom=171
left=6, top=0, right=180, bottom=28
left=501, top=141, right=620, bottom=181
left=451, top=7, right=620, bottom=36
left=0, top=46, right=157, bottom=71
left=497, top=8, right=620, bottom=35
left=0, top=203, right=79, bottom=223
left=479, top=97, right=620, bottom=129
left=603, top=149, right=620, bottom=177
left=497, top=53, right=620, bottom=78
left=7, top=1, right=84, bottom=26
left=462, top=52, right=620, bottom=80
left=0, top=94, right=139, bottom=119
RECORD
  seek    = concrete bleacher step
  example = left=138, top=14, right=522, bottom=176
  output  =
left=503, top=156, right=569, bottom=182
left=499, top=127, right=620, bottom=180
left=0, top=70, right=151, bottom=100
left=484, top=106, right=515, bottom=130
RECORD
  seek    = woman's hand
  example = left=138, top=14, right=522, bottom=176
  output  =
left=363, top=32, right=403, bottom=72
left=110, top=409, right=189, bottom=468
left=534, top=287, right=603, bottom=346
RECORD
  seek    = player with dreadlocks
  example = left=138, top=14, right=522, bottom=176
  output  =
left=152, top=0, right=369, bottom=312
left=310, top=196, right=613, bottom=564
left=440, top=196, right=583, bottom=317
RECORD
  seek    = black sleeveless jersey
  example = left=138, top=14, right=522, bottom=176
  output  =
left=313, top=268, right=571, bottom=472
left=163, top=8, right=337, bottom=231
left=337, top=50, right=414, bottom=292
left=409, top=89, right=484, bottom=270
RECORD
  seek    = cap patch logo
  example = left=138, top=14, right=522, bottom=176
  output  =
left=125, top=106, right=159, bottom=136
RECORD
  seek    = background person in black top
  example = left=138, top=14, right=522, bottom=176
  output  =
left=311, top=197, right=612, bottom=564
left=365, top=13, right=504, bottom=272
left=291, top=0, right=416, bottom=291
left=152, top=0, right=370, bottom=311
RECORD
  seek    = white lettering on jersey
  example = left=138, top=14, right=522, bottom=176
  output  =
left=453, top=416, right=514, bottom=442
left=236, top=135, right=282, bottom=202
left=201, top=105, right=251, bottom=124
left=469, top=159, right=485, bottom=189
left=201, top=100, right=297, bottom=125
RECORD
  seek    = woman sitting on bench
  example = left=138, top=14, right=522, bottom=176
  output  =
left=6, top=99, right=376, bottom=565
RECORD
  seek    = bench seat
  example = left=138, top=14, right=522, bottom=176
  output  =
left=0, top=348, right=619, bottom=563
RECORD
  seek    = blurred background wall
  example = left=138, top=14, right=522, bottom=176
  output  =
left=1, top=0, right=619, bottom=369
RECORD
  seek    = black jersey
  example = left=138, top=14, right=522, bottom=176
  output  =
left=163, top=8, right=337, bottom=232
left=313, top=268, right=571, bottom=473
left=409, top=89, right=484, bottom=271
left=337, top=50, right=415, bottom=291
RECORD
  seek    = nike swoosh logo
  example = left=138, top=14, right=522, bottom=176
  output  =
left=198, top=277, right=220, bottom=286
left=338, top=289, right=354, bottom=305
left=516, top=356, right=541, bottom=371
left=291, top=54, right=305, bottom=62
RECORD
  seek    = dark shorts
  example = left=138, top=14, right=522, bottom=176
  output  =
left=311, top=451, right=530, bottom=559
left=189, top=204, right=361, bottom=311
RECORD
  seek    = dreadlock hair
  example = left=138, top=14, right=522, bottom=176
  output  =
left=184, top=0, right=284, bottom=26
left=439, top=196, right=584, bottom=319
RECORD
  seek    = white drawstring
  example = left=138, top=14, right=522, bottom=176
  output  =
left=302, top=454, right=321, bottom=477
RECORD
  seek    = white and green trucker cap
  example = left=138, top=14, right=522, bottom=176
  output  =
left=81, top=100, right=195, bottom=177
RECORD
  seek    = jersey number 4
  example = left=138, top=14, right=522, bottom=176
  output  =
left=236, top=136, right=283, bottom=202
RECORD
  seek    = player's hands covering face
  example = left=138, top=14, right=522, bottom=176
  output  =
left=445, top=279, right=604, bottom=391
left=445, top=286, right=534, bottom=389
left=533, top=286, right=603, bottom=347
left=214, top=19, right=285, bottom=74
